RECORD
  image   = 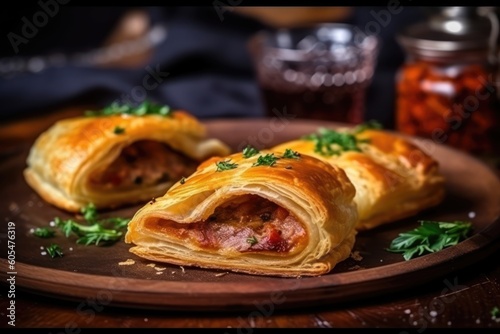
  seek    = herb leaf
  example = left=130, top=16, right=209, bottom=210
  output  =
left=242, top=145, right=259, bottom=158
left=180, top=177, right=187, bottom=184
left=352, top=120, right=383, bottom=134
left=46, top=244, right=64, bottom=258
left=387, top=220, right=473, bottom=260
left=81, top=203, right=98, bottom=223
left=303, top=128, right=365, bottom=156
left=32, top=227, right=55, bottom=238
left=252, top=153, right=279, bottom=167
left=53, top=203, right=131, bottom=246
left=54, top=217, right=124, bottom=246
left=215, top=159, right=238, bottom=172
left=247, top=236, right=258, bottom=246
left=282, top=148, right=300, bottom=159
left=113, top=126, right=125, bottom=134
left=491, top=306, right=500, bottom=320
left=85, top=100, right=172, bottom=118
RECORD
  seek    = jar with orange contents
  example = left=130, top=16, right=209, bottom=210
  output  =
left=395, top=7, right=500, bottom=159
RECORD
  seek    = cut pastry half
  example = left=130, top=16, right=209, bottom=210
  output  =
left=272, top=125, right=446, bottom=231
left=125, top=149, right=358, bottom=277
left=23, top=103, right=231, bottom=212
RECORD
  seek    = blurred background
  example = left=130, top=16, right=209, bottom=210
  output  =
left=0, top=6, right=499, bottom=161
left=0, top=6, right=428, bottom=124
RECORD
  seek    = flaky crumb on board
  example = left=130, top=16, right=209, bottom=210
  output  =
left=118, top=259, right=135, bottom=266
left=350, top=251, right=363, bottom=261
left=154, top=266, right=167, bottom=271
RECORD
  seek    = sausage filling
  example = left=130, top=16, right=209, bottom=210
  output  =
left=145, top=195, right=307, bottom=254
left=89, top=140, right=198, bottom=190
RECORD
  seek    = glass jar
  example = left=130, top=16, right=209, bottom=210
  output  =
left=395, top=7, right=500, bottom=158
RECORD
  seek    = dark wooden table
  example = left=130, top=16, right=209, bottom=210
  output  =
left=1, top=107, right=500, bottom=330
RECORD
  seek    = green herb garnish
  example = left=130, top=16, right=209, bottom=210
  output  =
left=303, top=128, right=366, bottom=157
left=85, top=100, right=172, bottom=117
left=32, top=227, right=55, bottom=238
left=247, top=236, right=258, bottom=246
left=51, top=203, right=131, bottom=246
left=352, top=120, right=383, bottom=134
left=282, top=148, right=300, bottom=159
left=215, top=159, right=238, bottom=172
left=54, top=217, right=124, bottom=246
left=180, top=177, right=187, bottom=184
left=252, top=153, right=279, bottom=167
left=46, top=244, right=64, bottom=258
left=491, top=306, right=500, bottom=320
left=81, top=203, right=98, bottom=223
left=242, top=145, right=259, bottom=158
left=387, top=220, right=473, bottom=261
left=113, top=126, right=125, bottom=134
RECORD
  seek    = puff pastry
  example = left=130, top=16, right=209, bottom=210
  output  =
left=125, top=150, right=358, bottom=277
left=272, top=127, right=446, bottom=231
left=23, top=109, right=231, bottom=212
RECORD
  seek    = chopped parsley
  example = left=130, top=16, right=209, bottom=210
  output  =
left=215, top=159, right=238, bottom=172
left=242, top=145, right=259, bottom=158
left=32, top=227, right=55, bottom=238
left=85, top=100, right=173, bottom=117
left=252, top=153, right=279, bottom=167
left=282, top=148, right=300, bottom=159
left=352, top=120, right=383, bottom=134
left=46, top=244, right=64, bottom=258
left=387, top=220, right=473, bottom=260
left=247, top=236, right=258, bottom=246
left=303, top=127, right=367, bottom=156
left=47, top=203, right=131, bottom=246
left=180, top=177, right=187, bottom=184
left=491, top=306, right=500, bottom=320
left=113, top=126, right=125, bottom=134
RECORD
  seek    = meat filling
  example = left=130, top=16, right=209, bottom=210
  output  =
left=145, top=195, right=308, bottom=254
left=89, top=140, right=198, bottom=190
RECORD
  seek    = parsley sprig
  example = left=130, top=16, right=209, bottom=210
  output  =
left=282, top=148, right=300, bottom=159
left=32, top=227, right=56, bottom=238
left=491, top=306, right=500, bottom=320
left=253, top=153, right=279, bottom=167
left=352, top=120, right=383, bottom=134
left=85, top=100, right=172, bottom=117
left=46, top=244, right=64, bottom=258
left=247, top=236, right=258, bottom=246
left=387, top=220, right=473, bottom=260
left=303, top=128, right=368, bottom=157
left=52, top=203, right=131, bottom=246
left=215, top=159, right=238, bottom=172
left=242, top=145, right=259, bottom=158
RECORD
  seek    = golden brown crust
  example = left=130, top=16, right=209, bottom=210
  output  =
left=272, top=129, right=446, bottom=231
left=23, top=111, right=231, bottom=212
left=125, top=150, right=358, bottom=277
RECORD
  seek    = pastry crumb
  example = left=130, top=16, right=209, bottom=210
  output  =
left=156, top=271, right=163, bottom=275
left=146, top=263, right=156, bottom=268
left=154, top=266, right=167, bottom=271
left=350, top=251, right=363, bottom=261
left=118, top=259, right=135, bottom=266
left=215, top=272, right=228, bottom=277
left=180, top=266, right=185, bottom=273
left=348, top=265, right=364, bottom=271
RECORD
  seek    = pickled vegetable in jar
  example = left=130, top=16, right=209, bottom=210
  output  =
left=396, top=58, right=499, bottom=155
left=395, top=7, right=500, bottom=158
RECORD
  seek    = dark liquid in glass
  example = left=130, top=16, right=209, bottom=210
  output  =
left=260, top=81, right=366, bottom=124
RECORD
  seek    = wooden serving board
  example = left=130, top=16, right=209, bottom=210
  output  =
left=1, top=119, right=499, bottom=311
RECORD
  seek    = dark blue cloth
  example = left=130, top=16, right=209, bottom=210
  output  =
left=0, top=6, right=426, bottom=127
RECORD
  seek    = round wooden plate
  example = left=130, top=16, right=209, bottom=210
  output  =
left=1, top=118, right=499, bottom=311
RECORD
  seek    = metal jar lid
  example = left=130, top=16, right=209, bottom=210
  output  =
left=397, top=7, right=497, bottom=59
